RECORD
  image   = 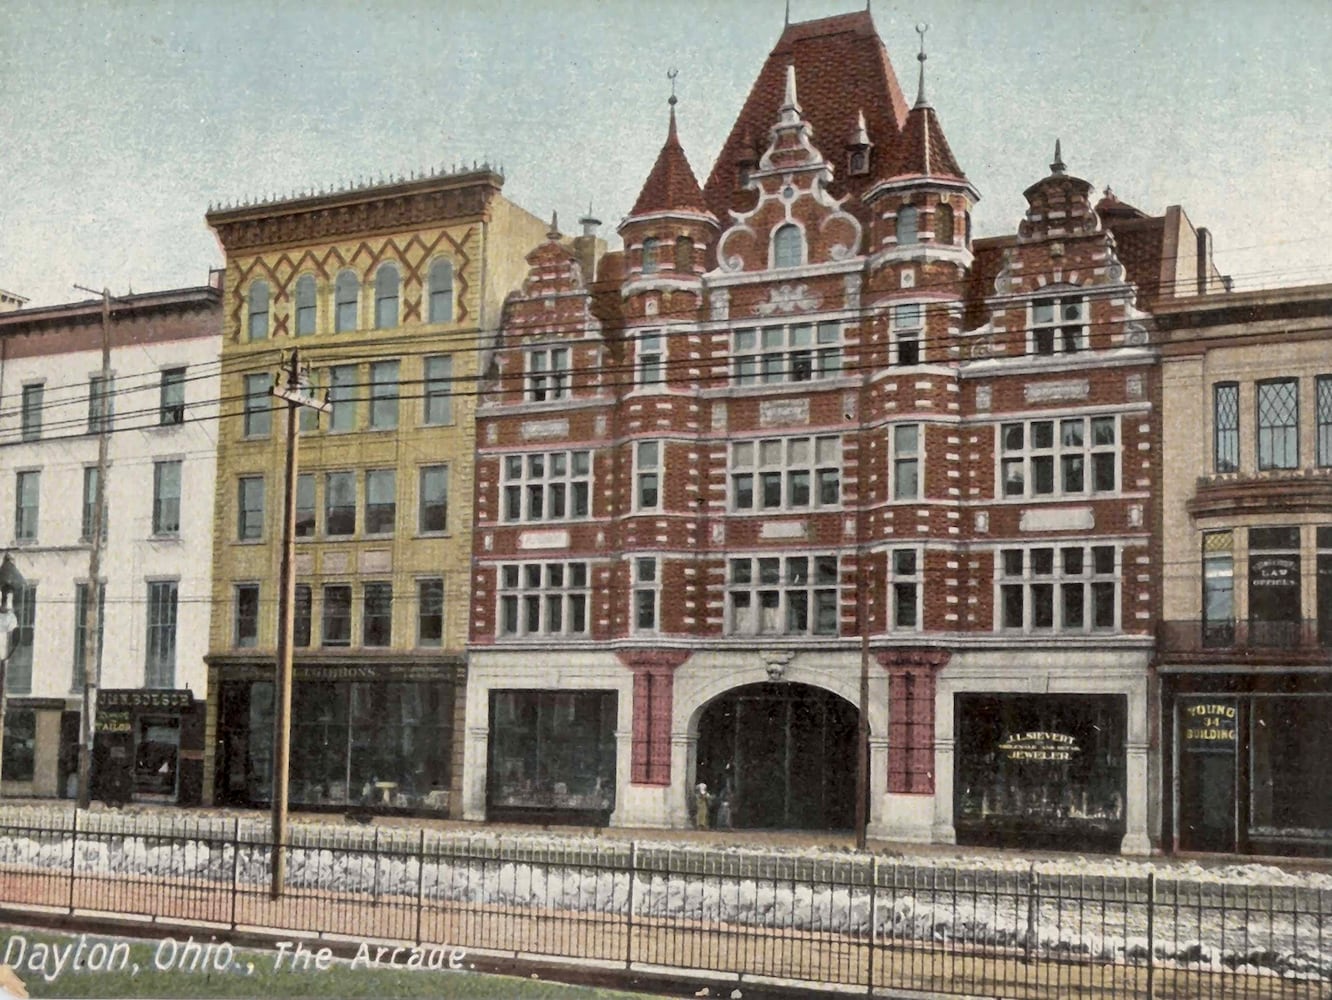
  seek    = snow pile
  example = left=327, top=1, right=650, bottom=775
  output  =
left=0, top=809, right=1328, bottom=984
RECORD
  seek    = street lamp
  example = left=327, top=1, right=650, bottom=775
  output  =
left=0, top=552, right=28, bottom=791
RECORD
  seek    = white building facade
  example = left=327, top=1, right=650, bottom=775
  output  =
left=0, top=283, right=221, bottom=803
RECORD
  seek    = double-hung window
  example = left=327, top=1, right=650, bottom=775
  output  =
left=998, top=545, right=1118, bottom=633
left=237, top=476, right=265, bottom=540
left=88, top=374, right=113, bottom=433
left=6, top=585, right=36, bottom=693
left=727, top=555, right=839, bottom=636
left=364, top=469, right=396, bottom=536
left=73, top=583, right=106, bottom=684
left=242, top=374, right=271, bottom=438
left=152, top=460, right=182, bottom=535
left=334, top=271, right=359, bottom=333
left=295, top=473, right=316, bottom=537
left=81, top=467, right=106, bottom=542
left=368, top=360, right=399, bottom=429
left=1000, top=416, right=1117, bottom=498
left=730, top=435, right=840, bottom=511
left=234, top=584, right=258, bottom=649
left=895, top=206, right=918, bottom=246
left=892, top=425, right=920, bottom=500
left=145, top=581, right=178, bottom=688
left=419, top=465, right=449, bottom=533
left=248, top=281, right=270, bottom=340
left=20, top=384, right=43, bottom=441
left=894, top=304, right=923, bottom=366
left=160, top=368, right=186, bottom=425
left=374, top=264, right=399, bottom=329
left=633, top=557, right=659, bottom=632
left=328, top=365, right=357, bottom=432
left=325, top=471, right=356, bottom=536
left=635, top=442, right=660, bottom=510
left=15, top=471, right=40, bottom=542
left=772, top=224, right=804, bottom=268
left=1257, top=378, right=1298, bottom=470
left=294, top=275, right=317, bottom=336
left=422, top=355, right=453, bottom=425
left=888, top=548, right=921, bottom=629
left=1202, top=530, right=1235, bottom=647
left=502, top=450, right=591, bottom=522
left=641, top=238, right=660, bottom=275
left=498, top=561, right=590, bottom=637
left=526, top=347, right=570, bottom=401
left=732, top=322, right=842, bottom=385
left=322, top=585, right=352, bottom=646
left=637, top=332, right=663, bottom=388
left=1031, top=295, right=1087, bottom=355
left=428, top=259, right=454, bottom=323
left=417, top=578, right=444, bottom=647
left=363, top=583, right=392, bottom=646
left=1213, top=382, right=1239, bottom=473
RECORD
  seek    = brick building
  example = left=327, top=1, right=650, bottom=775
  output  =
left=1157, top=283, right=1332, bottom=857
left=203, top=168, right=547, bottom=817
left=465, top=10, right=1227, bottom=851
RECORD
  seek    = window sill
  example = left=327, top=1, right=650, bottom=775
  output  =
left=150, top=533, right=182, bottom=542
left=415, top=531, right=452, bottom=539
left=234, top=537, right=266, bottom=545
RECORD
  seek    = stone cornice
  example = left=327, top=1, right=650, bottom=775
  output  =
left=207, top=172, right=503, bottom=253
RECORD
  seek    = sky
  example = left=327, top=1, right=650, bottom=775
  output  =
left=2, top=0, right=1330, bottom=308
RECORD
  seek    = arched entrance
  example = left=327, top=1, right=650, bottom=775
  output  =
left=695, top=682, right=858, bottom=830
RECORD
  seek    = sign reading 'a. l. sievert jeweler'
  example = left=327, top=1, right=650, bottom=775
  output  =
left=997, top=731, right=1080, bottom=762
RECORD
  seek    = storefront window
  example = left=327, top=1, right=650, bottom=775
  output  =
left=488, top=690, right=616, bottom=823
left=2, top=708, right=36, bottom=782
left=954, top=694, right=1126, bottom=851
left=1249, top=696, right=1332, bottom=843
left=223, top=676, right=454, bottom=812
left=1248, top=526, right=1300, bottom=647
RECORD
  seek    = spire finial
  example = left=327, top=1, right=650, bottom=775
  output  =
left=667, top=67, right=678, bottom=108
left=1050, top=138, right=1066, bottom=175
left=548, top=210, right=560, bottom=240
left=785, top=0, right=790, bottom=26
left=914, top=23, right=931, bottom=109
left=783, top=63, right=799, bottom=111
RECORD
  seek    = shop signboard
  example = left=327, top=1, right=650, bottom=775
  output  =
left=1180, top=699, right=1237, bottom=754
left=997, top=731, right=1080, bottom=762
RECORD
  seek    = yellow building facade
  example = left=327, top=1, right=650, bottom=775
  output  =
left=202, top=169, right=548, bottom=816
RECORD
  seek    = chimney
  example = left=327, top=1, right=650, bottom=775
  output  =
left=574, top=212, right=605, bottom=282
left=1196, top=228, right=1213, bottom=295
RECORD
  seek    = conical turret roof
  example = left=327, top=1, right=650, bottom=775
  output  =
left=629, top=105, right=709, bottom=217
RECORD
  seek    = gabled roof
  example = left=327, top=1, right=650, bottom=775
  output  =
left=703, top=10, right=910, bottom=218
left=629, top=107, right=709, bottom=217
left=885, top=102, right=966, bottom=182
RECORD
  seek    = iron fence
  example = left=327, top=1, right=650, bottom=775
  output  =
left=0, top=809, right=1327, bottom=999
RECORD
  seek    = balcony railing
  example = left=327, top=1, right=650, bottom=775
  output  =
left=1158, top=618, right=1332, bottom=657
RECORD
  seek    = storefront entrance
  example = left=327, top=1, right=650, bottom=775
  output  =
left=695, top=683, right=858, bottom=830
left=954, top=693, right=1127, bottom=852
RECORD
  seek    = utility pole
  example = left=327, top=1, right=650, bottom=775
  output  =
left=73, top=285, right=112, bottom=810
left=854, top=369, right=872, bottom=851
left=268, top=349, right=328, bottom=898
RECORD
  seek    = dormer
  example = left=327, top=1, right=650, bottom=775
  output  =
left=845, top=110, right=873, bottom=179
left=712, top=65, right=863, bottom=277
left=618, top=94, right=719, bottom=301
left=865, top=27, right=978, bottom=271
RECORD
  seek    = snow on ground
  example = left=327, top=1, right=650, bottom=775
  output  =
left=0, top=806, right=1328, bottom=983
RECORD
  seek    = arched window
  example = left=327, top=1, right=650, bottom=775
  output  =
left=374, top=263, right=399, bottom=329
left=247, top=280, right=269, bottom=341
left=674, top=236, right=694, bottom=273
left=428, top=259, right=454, bottom=323
left=294, top=275, right=316, bottom=337
left=935, top=204, right=955, bottom=245
left=965, top=211, right=972, bottom=246
left=334, top=271, right=359, bottom=333
left=772, top=224, right=803, bottom=269
left=896, top=206, right=918, bottom=246
left=641, top=237, right=660, bottom=274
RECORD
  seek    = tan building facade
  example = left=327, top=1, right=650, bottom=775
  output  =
left=1157, top=284, right=1332, bottom=857
left=202, top=168, right=547, bottom=816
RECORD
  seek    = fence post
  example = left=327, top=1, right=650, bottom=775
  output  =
left=415, top=829, right=426, bottom=946
left=866, top=855, right=878, bottom=995
left=230, top=817, right=241, bottom=929
left=1023, top=862, right=1038, bottom=963
left=67, top=809, right=78, bottom=914
left=625, top=841, right=637, bottom=969
left=1145, top=871, right=1156, bottom=1000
